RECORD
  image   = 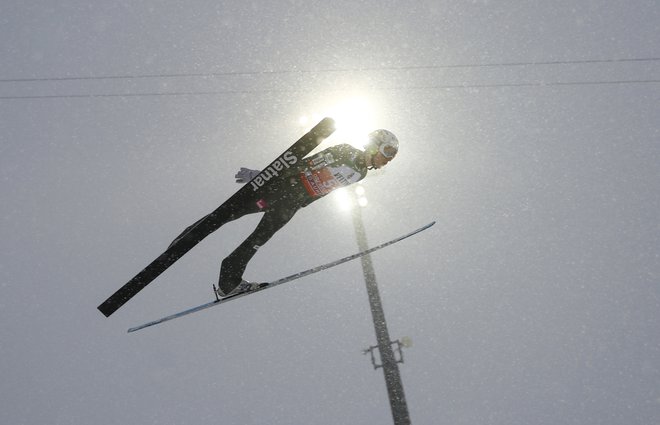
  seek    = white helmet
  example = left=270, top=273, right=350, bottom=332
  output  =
left=366, top=129, right=399, bottom=159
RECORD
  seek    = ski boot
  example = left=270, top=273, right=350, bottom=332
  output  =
left=214, top=279, right=265, bottom=299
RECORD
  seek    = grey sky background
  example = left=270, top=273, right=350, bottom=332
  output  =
left=1, top=1, right=659, bottom=424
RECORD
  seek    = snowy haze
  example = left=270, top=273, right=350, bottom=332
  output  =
left=1, top=1, right=659, bottom=424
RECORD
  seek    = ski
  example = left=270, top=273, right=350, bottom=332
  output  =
left=98, top=118, right=336, bottom=317
left=127, top=221, right=435, bottom=333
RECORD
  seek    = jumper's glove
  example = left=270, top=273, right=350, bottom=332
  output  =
left=235, top=167, right=260, bottom=184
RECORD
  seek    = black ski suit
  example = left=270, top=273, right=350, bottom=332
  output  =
left=174, top=144, right=369, bottom=294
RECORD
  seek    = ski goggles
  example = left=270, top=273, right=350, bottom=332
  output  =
left=380, top=143, right=398, bottom=159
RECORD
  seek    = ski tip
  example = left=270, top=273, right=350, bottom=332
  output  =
left=313, top=117, right=336, bottom=137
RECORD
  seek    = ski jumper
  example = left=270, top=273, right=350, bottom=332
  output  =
left=181, top=144, right=368, bottom=294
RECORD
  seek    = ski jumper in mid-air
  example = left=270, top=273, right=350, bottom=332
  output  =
left=170, top=129, right=399, bottom=298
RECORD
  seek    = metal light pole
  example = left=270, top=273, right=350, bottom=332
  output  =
left=351, top=185, right=411, bottom=425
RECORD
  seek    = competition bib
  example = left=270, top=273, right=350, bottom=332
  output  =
left=300, top=151, right=363, bottom=197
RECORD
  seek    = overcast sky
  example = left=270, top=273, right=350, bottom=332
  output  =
left=1, top=1, right=659, bottom=424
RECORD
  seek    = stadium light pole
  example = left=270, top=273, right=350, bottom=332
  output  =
left=350, top=185, right=412, bottom=425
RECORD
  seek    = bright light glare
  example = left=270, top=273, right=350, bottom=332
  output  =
left=334, top=188, right=367, bottom=211
left=299, top=96, right=377, bottom=149
left=334, top=188, right=354, bottom=211
left=355, top=185, right=365, bottom=196
left=330, top=97, right=375, bottom=148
